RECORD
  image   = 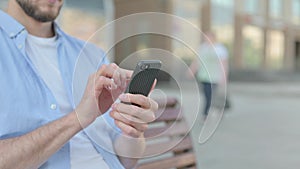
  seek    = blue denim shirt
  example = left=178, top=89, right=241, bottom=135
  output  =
left=0, top=10, right=124, bottom=169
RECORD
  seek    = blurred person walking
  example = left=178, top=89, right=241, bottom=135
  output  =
left=188, top=31, right=229, bottom=118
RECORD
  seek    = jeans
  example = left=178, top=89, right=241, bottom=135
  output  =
left=201, top=82, right=217, bottom=116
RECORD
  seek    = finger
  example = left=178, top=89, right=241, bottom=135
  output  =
left=98, top=64, right=131, bottom=89
left=110, top=111, right=148, bottom=132
left=150, top=79, right=157, bottom=92
left=119, top=94, right=158, bottom=110
left=116, top=68, right=128, bottom=89
left=96, top=63, right=119, bottom=79
left=111, top=103, right=155, bottom=123
left=112, top=70, right=122, bottom=88
left=119, top=94, right=150, bottom=108
left=95, top=76, right=117, bottom=93
left=120, top=68, right=133, bottom=79
left=114, top=119, right=143, bottom=138
left=118, top=68, right=132, bottom=89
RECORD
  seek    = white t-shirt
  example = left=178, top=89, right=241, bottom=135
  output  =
left=26, top=34, right=110, bottom=169
left=197, top=42, right=228, bottom=83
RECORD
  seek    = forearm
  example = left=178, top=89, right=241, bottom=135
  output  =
left=114, top=134, right=146, bottom=169
left=0, top=111, right=82, bottom=169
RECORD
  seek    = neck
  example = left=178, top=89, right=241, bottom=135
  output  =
left=6, top=0, right=55, bottom=38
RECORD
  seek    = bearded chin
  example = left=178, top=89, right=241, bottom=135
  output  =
left=31, top=11, right=60, bottom=22
left=16, top=0, right=61, bottom=22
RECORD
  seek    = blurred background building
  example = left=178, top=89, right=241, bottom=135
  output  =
left=2, top=0, right=300, bottom=76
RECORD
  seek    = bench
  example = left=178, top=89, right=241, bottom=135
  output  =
left=136, top=97, right=197, bottom=169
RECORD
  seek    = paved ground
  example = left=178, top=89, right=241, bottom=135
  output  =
left=157, top=81, right=300, bottom=169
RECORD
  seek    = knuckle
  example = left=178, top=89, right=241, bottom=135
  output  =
left=148, top=112, right=156, bottom=122
left=141, top=124, right=148, bottom=131
left=125, top=115, right=134, bottom=124
left=128, top=120, right=136, bottom=126
left=116, top=113, right=124, bottom=121
left=101, top=64, right=107, bottom=69
left=136, top=95, right=148, bottom=107
left=126, top=93, right=134, bottom=101
left=152, top=100, right=159, bottom=111
left=131, top=105, right=140, bottom=115
left=110, top=111, right=117, bottom=119
left=110, top=63, right=118, bottom=69
left=109, top=111, right=113, bottom=117
left=98, top=65, right=107, bottom=73
left=98, top=76, right=106, bottom=81
left=127, top=128, right=136, bottom=136
left=123, top=114, right=130, bottom=123
left=142, top=96, right=148, bottom=104
left=129, top=116, right=139, bottom=126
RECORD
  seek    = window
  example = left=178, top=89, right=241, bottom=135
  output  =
left=266, top=30, right=284, bottom=69
left=211, top=0, right=234, bottom=61
left=61, top=0, right=110, bottom=42
left=292, top=0, right=300, bottom=24
left=242, top=26, right=264, bottom=69
left=269, top=0, right=283, bottom=19
left=212, top=0, right=234, bottom=8
left=172, top=0, right=202, bottom=62
left=60, top=0, right=114, bottom=60
left=244, top=0, right=264, bottom=15
left=212, top=0, right=234, bottom=26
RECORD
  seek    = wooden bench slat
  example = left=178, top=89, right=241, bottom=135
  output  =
left=143, top=137, right=193, bottom=157
left=136, top=152, right=196, bottom=169
left=137, top=96, right=197, bottom=168
left=172, top=137, right=193, bottom=153
left=144, top=121, right=189, bottom=138
left=154, top=97, right=178, bottom=108
left=154, top=107, right=183, bottom=122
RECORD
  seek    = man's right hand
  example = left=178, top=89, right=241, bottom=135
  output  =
left=75, top=63, right=132, bottom=128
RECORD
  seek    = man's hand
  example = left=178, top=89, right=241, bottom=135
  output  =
left=0, top=63, right=132, bottom=169
left=76, top=63, right=132, bottom=128
left=110, top=93, right=158, bottom=138
left=111, top=93, right=158, bottom=168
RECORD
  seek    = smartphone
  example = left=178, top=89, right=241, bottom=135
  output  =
left=125, top=60, right=162, bottom=96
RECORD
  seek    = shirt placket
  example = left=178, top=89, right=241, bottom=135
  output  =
left=14, top=30, right=61, bottom=116
left=56, top=37, right=76, bottom=110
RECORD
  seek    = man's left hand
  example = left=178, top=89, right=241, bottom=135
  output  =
left=110, top=94, right=158, bottom=138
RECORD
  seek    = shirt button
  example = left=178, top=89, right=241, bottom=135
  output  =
left=18, top=44, right=23, bottom=49
left=50, top=104, right=57, bottom=110
left=10, top=33, right=14, bottom=37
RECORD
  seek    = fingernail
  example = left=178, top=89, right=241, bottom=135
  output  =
left=111, top=104, right=117, bottom=110
left=119, top=94, right=127, bottom=100
left=109, top=111, right=114, bottom=117
left=110, top=82, right=117, bottom=90
left=113, top=84, right=118, bottom=90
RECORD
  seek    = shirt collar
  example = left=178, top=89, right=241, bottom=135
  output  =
left=53, top=22, right=64, bottom=39
left=0, top=10, right=63, bottom=39
left=0, top=10, right=25, bottom=38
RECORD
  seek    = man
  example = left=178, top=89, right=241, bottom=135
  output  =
left=188, top=31, right=229, bottom=117
left=0, top=0, right=158, bottom=169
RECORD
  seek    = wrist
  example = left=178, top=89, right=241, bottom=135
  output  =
left=68, top=111, right=84, bottom=131
left=74, top=103, right=98, bottom=129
